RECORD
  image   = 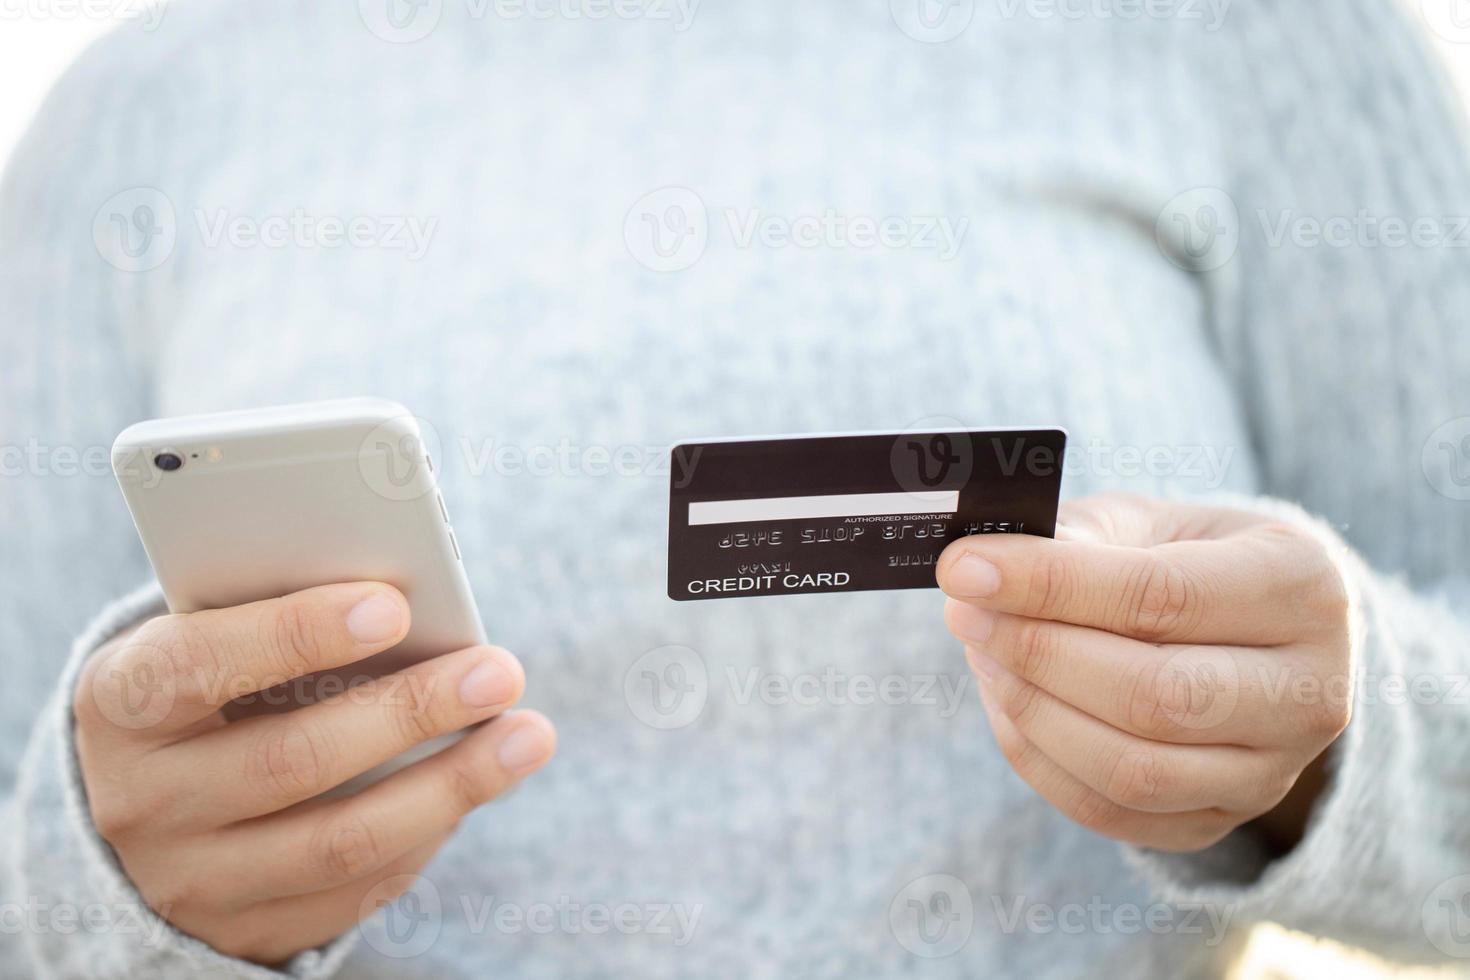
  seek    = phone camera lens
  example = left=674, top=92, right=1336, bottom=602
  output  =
left=153, top=452, right=184, bottom=472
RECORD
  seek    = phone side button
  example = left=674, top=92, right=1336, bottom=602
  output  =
left=448, top=528, right=462, bottom=561
left=436, top=492, right=450, bottom=523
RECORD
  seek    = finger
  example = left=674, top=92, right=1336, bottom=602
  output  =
left=944, top=601, right=1326, bottom=746
left=212, top=711, right=554, bottom=903
left=162, top=645, right=529, bottom=822
left=79, top=583, right=411, bottom=740
left=975, top=683, right=1240, bottom=852
left=936, top=523, right=1330, bottom=645
left=967, top=650, right=1287, bottom=815
left=211, top=836, right=447, bottom=965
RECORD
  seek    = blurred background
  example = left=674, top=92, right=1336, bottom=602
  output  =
left=3, top=3, right=1470, bottom=978
left=3, top=1, right=1470, bottom=170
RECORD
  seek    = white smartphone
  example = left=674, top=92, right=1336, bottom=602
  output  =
left=111, top=397, right=486, bottom=680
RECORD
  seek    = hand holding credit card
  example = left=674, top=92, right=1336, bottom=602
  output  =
left=667, top=428, right=1067, bottom=600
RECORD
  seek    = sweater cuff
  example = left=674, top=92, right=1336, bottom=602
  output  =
left=12, top=583, right=360, bottom=979
left=1124, top=495, right=1470, bottom=963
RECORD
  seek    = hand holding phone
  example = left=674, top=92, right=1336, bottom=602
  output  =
left=74, top=582, right=556, bottom=964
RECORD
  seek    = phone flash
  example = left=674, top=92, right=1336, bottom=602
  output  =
left=205, top=447, right=224, bottom=463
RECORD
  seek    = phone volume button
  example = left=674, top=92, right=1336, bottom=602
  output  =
left=447, top=528, right=461, bottom=561
left=435, top=492, right=450, bottom=523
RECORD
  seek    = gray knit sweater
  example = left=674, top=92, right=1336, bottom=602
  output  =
left=3, top=0, right=1470, bottom=976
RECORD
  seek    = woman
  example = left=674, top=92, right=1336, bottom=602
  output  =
left=2, top=0, right=1468, bottom=975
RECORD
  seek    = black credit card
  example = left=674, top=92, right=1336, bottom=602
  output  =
left=667, top=428, right=1067, bottom=600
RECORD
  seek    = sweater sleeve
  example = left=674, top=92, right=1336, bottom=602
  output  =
left=1125, top=1, right=1470, bottom=963
left=1124, top=496, right=1470, bottom=964
left=0, top=29, right=358, bottom=980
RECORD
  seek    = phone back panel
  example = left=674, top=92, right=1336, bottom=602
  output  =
left=112, top=398, right=486, bottom=671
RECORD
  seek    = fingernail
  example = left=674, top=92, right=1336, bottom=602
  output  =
left=947, top=554, right=1001, bottom=598
left=949, top=602, right=995, bottom=643
left=345, top=593, right=406, bottom=644
left=498, top=724, right=553, bottom=772
left=968, top=648, right=1003, bottom=681
left=459, top=660, right=516, bottom=708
